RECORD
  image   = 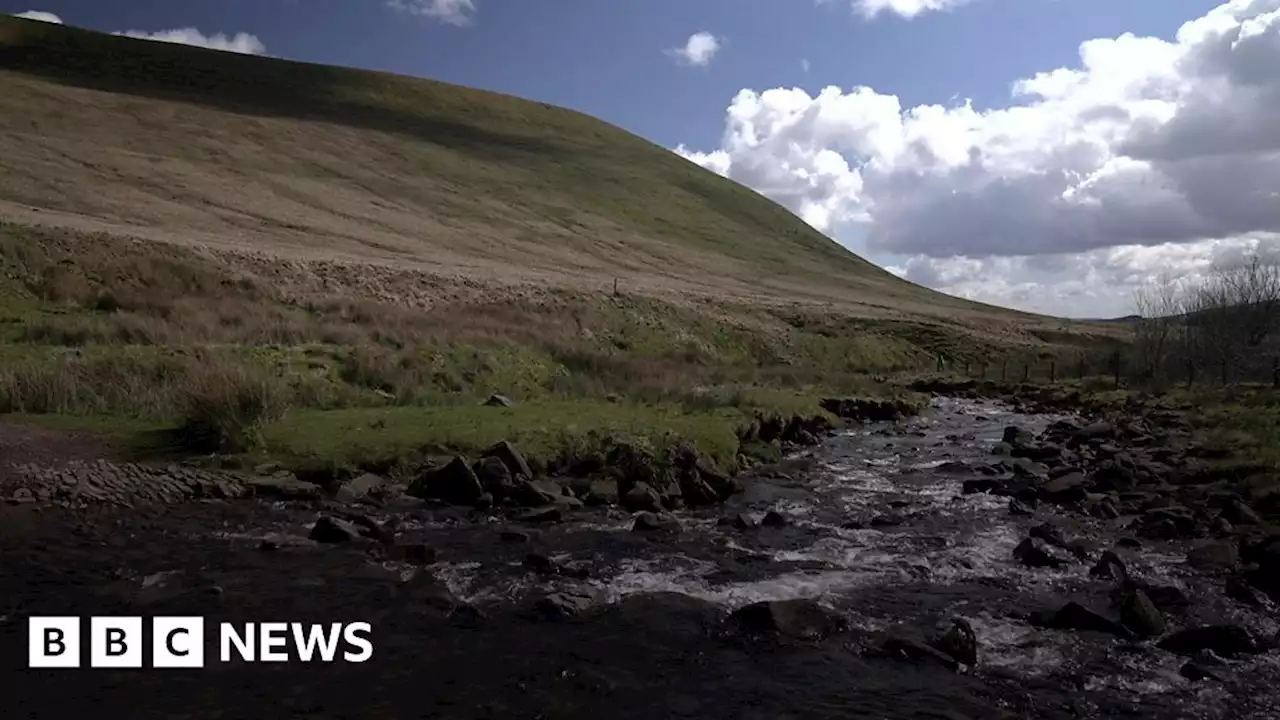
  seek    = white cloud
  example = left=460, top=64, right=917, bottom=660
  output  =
left=388, top=0, right=476, bottom=26
left=113, top=28, right=267, bottom=55
left=666, top=31, right=723, bottom=67
left=676, top=0, right=1280, bottom=317
left=11, top=10, right=62, bottom=23
left=821, top=0, right=972, bottom=20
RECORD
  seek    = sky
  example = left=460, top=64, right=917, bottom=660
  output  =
left=6, top=0, right=1280, bottom=318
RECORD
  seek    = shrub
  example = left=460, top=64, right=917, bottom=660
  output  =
left=174, top=364, right=290, bottom=453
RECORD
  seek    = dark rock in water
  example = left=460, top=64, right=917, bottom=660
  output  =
left=1116, top=537, right=1143, bottom=550
left=1030, top=523, right=1068, bottom=548
left=512, top=506, right=562, bottom=524
left=963, top=478, right=1004, bottom=495
left=1073, top=422, right=1115, bottom=443
left=1180, top=661, right=1219, bottom=682
left=535, top=590, right=598, bottom=620
left=398, top=543, right=437, bottom=565
left=1039, top=472, right=1089, bottom=503
left=1186, top=540, right=1239, bottom=571
left=677, top=467, right=719, bottom=507
left=761, top=510, right=789, bottom=528
left=1064, top=538, right=1095, bottom=562
left=879, top=633, right=960, bottom=671
left=309, top=516, right=361, bottom=543
left=1224, top=576, right=1268, bottom=608
left=499, top=529, right=532, bottom=543
left=522, top=552, right=557, bottom=574
left=871, top=513, right=906, bottom=528
left=1003, top=426, right=1033, bottom=446
left=718, top=512, right=759, bottom=530
left=1008, top=498, right=1036, bottom=516
left=992, top=442, right=1014, bottom=456
left=473, top=456, right=515, bottom=499
left=929, top=618, right=978, bottom=666
left=621, top=482, right=664, bottom=513
left=936, top=461, right=974, bottom=475
left=1138, top=506, right=1197, bottom=540
left=1090, top=550, right=1128, bottom=581
left=632, top=512, right=680, bottom=533
left=728, top=599, right=847, bottom=641
left=1119, top=589, right=1166, bottom=638
left=1012, top=458, right=1049, bottom=480
left=1048, top=602, right=1133, bottom=638
left=510, top=479, right=563, bottom=508
left=1223, top=499, right=1263, bottom=526
left=408, top=456, right=485, bottom=507
left=1014, top=538, right=1071, bottom=569
left=1158, top=625, right=1260, bottom=658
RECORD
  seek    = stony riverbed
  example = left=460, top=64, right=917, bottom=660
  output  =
left=4, top=396, right=1279, bottom=719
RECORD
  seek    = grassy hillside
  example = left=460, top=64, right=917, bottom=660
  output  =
left=0, top=16, right=1127, bottom=475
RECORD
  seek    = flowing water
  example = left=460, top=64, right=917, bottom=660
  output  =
left=7, top=396, right=1280, bottom=719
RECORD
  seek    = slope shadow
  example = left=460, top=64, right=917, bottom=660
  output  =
left=0, top=18, right=565, bottom=167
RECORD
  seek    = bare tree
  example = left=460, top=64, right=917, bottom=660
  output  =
left=1175, top=252, right=1280, bottom=385
left=1131, top=272, right=1184, bottom=382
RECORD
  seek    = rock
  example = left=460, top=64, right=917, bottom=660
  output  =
left=879, top=634, right=960, bottom=671
left=677, top=468, right=719, bottom=507
left=1064, top=539, right=1095, bottom=562
left=484, top=440, right=532, bottom=480
left=483, top=394, right=513, bottom=407
left=632, top=512, right=680, bottom=533
left=510, top=479, right=562, bottom=508
left=499, top=529, right=532, bottom=543
left=1073, top=422, right=1114, bottom=443
left=399, top=543, right=437, bottom=565
left=408, top=456, right=485, bottom=506
left=761, top=510, right=789, bottom=528
left=1012, top=458, right=1050, bottom=480
left=718, top=512, right=759, bottom=530
left=244, top=474, right=324, bottom=501
left=1046, top=602, right=1132, bottom=638
left=512, top=506, right=562, bottom=523
left=584, top=479, right=618, bottom=506
left=1030, top=523, right=1068, bottom=548
left=336, top=473, right=385, bottom=503
left=727, top=599, right=847, bottom=641
left=309, top=516, right=361, bottom=543
left=1014, top=538, right=1071, bottom=569
left=1158, top=625, right=1260, bottom=658
left=535, top=590, right=598, bottom=620
left=621, top=482, right=664, bottom=513
left=473, top=457, right=514, bottom=498
left=9, top=487, right=34, bottom=504
left=258, top=539, right=280, bottom=552
left=992, top=442, right=1014, bottom=456
left=522, top=552, right=557, bottom=574
left=1119, top=589, right=1166, bottom=638
left=1224, top=576, right=1268, bottom=608
left=1223, top=500, right=1263, bottom=526
left=1009, top=498, right=1036, bottom=516
left=936, top=461, right=974, bottom=475
left=1003, top=426, right=1034, bottom=446
left=963, top=478, right=1004, bottom=495
left=1187, top=540, right=1239, bottom=571
left=1090, top=550, right=1128, bottom=581
left=929, top=618, right=978, bottom=666
left=1040, top=472, right=1089, bottom=503
left=1180, top=662, right=1219, bottom=682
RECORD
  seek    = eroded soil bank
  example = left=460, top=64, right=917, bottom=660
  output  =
left=3, top=396, right=1279, bottom=719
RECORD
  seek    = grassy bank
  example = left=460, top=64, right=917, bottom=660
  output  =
left=0, top=222, right=945, bottom=474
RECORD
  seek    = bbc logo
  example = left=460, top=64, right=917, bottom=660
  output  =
left=29, top=617, right=373, bottom=668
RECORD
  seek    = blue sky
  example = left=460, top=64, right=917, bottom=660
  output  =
left=4, top=0, right=1220, bottom=150
left=6, top=0, right=1278, bottom=318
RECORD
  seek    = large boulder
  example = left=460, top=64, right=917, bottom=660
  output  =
left=928, top=618, right=978, bottom=666
left=1119, top=589, right=1166, bottom=638
left=1158, top=625, right=1261, bottom=658
left=621, top=482, right=664, bottom=513
left=727, top=599, right=848, bottom=641
left=407, top=456, right=485, bottom=506
left=473, top=456, right=515, bottom=499
left=484, top=440, right=532, bottom=480
left=1014, top=538, right=1073, bottom=569
left=1042, top=602, right=1133, bottom=638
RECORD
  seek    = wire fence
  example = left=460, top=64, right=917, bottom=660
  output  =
left=932, top=348, right=1280, bottom=391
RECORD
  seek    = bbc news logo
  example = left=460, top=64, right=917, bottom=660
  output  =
left=28, top=617, right=373, bottom=668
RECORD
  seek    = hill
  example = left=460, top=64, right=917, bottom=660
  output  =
left=0, top=15, right=1126, bottom=474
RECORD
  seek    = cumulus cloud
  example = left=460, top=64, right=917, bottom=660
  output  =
left=388, top=0, right=476, bottom=26
left=821, top=0, right=972, bottom=20
left=113, top=28, right=267, bottom=55
left=676, top=0, right=1280, bottom=317
left=11, top=10, right=62, bottom=23
left=667, top=32, right=723, bottom=67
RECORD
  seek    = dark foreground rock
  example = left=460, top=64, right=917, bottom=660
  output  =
left=727, top=599, right=848, bottom=641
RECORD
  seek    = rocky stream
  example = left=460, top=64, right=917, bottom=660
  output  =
left=4, top=395, right=1280, bottom=719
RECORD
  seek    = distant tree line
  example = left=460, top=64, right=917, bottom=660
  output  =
left=1131, top=252, right=1280, bottom=387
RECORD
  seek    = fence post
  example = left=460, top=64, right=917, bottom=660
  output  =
left=980, top=363, right=987, bottom=380
left=1111, top=350, right=1122, bottom=389
left=1187, top=358, right=1195, bottom=389
left=1023, top=363, right=1030, bottom=382
left=1077, top=356, right=1085, bottom=381
left=964, top=361, right=970, bottom=377
left=1050, top=360, right=1056, bottom=384
left=1273, top=357, right=1278, bottom=390
left=1001, top=361, right=1007, bottom=382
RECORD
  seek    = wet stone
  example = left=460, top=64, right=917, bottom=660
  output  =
left=1119, top=589, right=1166, bottom=638
left=632, top=512, right=680, bottom=533
left=761, top=510, right=788, bottom=528
left=1046, top=602, right=1133, bottom=638
left=309, top=516, right=362, bottom=544
left=1014, top=538, right=1072, bottom=569
left=1158, top=625, right=1260, bottom=658
left=728, top=599, right=847, bottom=641
left=929, top=618, right=978, bottom=666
